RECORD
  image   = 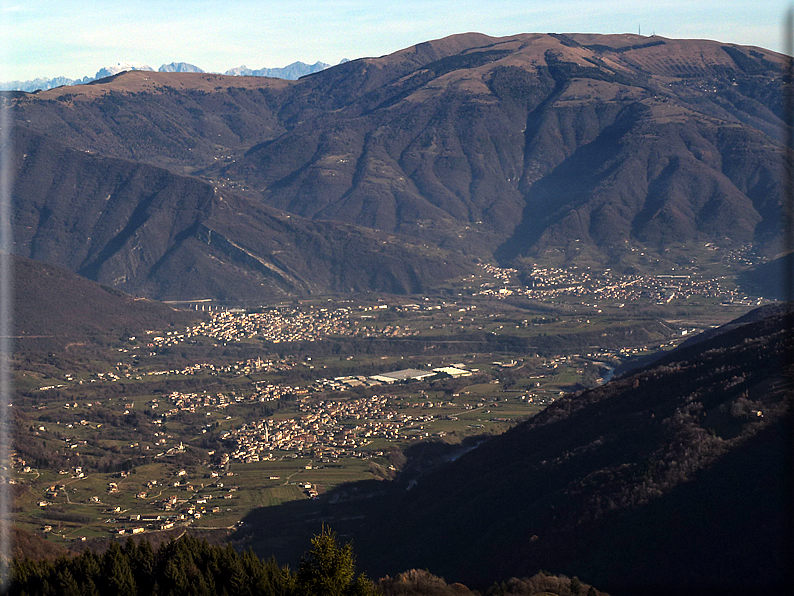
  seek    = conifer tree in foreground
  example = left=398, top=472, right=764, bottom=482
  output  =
left=9, top=529, right=379, bottom=596
left=294, top=526, right=378, bottom=596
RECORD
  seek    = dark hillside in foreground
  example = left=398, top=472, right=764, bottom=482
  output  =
left=238, top=306, right=791, bottom=595
left=352, top=308, right=792, bottom=594
left=8, top=530, right=609, bottom=596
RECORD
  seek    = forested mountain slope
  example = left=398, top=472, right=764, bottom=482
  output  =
left=11, top=126, right=470, bottom=299
left=10, top=33, right=787, bottom=299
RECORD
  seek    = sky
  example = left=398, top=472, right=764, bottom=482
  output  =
left=0, top=0, right=791, bottom=82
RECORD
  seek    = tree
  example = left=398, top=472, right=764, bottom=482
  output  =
left=124, top=538, right=154, bottom=596
left=54, top=568, right=81, bottom=596
left=102, top=542, right=137, bottom=596
left=244, top=552, right=292, bottom=596
left=294, top=527, right=379, bottom=596
left=9, top=531, right=380, bottom=596
left=70, top=551, right=101, bottom=593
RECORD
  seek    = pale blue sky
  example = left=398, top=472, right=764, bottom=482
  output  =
left=0, top=0, right=789, bottom=81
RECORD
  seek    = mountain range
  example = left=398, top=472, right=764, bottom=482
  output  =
left=9, top=32, right=787, bottom=301
left=221, top=60, right=334, bottom=78
left=12, top=125, right=467, bottom=301
left=1, top=60, right=334, bottom=92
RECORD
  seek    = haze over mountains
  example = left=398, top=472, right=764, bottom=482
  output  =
left=1, top=60, right=334, bottom=92
left=9, top=32, right=787, bottom=301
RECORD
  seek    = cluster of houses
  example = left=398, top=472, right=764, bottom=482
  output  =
left=224, top=393, right=455, bottom=463
left=162, top=379, right=311, bottom=416
left=183, top=306, right=359, bottom=343
left=474, top=262, right=743, bottom=304
left=148, top=303, right=423, bottom=352
left=101, top=470, right=239, bottom=534
left=160, top=364, right=474, bottom=422
left=144, top=356, right=296, bottom=379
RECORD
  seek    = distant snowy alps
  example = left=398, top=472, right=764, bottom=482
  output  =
left=94, top=61, right=156, bottom=79
left=1, top=59, right=341, bottom=92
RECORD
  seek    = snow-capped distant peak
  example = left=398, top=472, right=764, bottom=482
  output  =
left=158, top=62, right=205, bottom=73
left=1, top=56, right=345, bottom=93
left=94, top=61, right=154, bottom=80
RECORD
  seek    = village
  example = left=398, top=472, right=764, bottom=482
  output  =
left=475, top=262, right=760, bottom=305
left=14, top=254, right=771, bottom=544
left=223, top=368, right=486, bottom=464
left=150, top=302, right=417, bottom=350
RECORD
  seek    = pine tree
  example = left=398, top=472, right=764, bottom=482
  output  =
left=228, top=561, right=251, bottom=596
left=162, top=557, right=189, bottom=595
left=130, top=539, right=155, bottom=595
left=102, top=543, right=137, bottom=596
left=54, top=568, right=81, bottom=596
left=71, top=550, right=102, bottom=588
left=251, top=555, right=293, bottom=596
left=295, top=527, right=379, bottom=596
left=80, top=577, right=101, bottom=596
left=12, top=558, right=56, bottom=596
